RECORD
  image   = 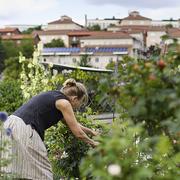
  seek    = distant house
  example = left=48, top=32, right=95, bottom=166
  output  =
left=120, top=11, right=152, bottom=26
left=165, top=29, right=180, bottom=44
left=41, top=47, right=128, bottom=69
left=0, top=27, right=21, bottom=36
left=146, top=26, right=167, bottom=47
left=1, top=34, right=40, bottom=45
left=152, top=20, right=180, bottom=28
left=46, top=15, right=84, bottom=31
left=33, top=16, right=86, bottom=46
left=79, top=31, right=143, bottom=57
left=40, top=31, right=143, bottom=69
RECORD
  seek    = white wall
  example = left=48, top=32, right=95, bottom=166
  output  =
left=146, top=31, right=166, bottom=47
left=121, top=20, right=151, bottom=26
left=39, top=35, right=69, bottom=47
left=80, top=38, right=133, bottom=47
left=152, top=20, right=180, bottom=28
left=42, top=54, right=124, bottom=69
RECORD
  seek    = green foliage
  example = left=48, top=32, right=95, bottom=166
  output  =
left=44, top=39, right=65, bottom=48
left=19, top=50, right=64, bottom=101
left=3, top=57, right=22, bottom=81
left=77, top=55, right=91, bottom=67
left=80, top=42, right=180, bottom=179
left=88, top=24, right=101, bottom=31
left=2, top=39, right=34, bottom=59
left=22, top=25, right=42, bottom=34
left=80, top=120, right=180, bottom=180
left=0, top=38, right=6, bottom=73
left=45, top=108, right=106, bottom=179
left=0, top=80, right=23, bottom=114
left=19, top=39, right=34, bottom=58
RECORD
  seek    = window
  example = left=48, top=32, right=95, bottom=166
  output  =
left=95, top=57, right=99, bottom=63
left=72, top=58, right=77, bottom=63
left=44, top=58, right=46, bottom=62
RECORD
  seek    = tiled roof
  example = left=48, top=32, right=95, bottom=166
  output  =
left=48, top=17, right=83, bottom=27
left=1, top=34, right=38, bottom=40
left=32, top=29, right=88, bottom=36
left=168, top=29, right=180, bottom=38
left=0, top=27, right=20, bottom=33
left=122, top=13, right=151, bottom=21
left=110, top=25, right=168, bottom=32
left=80, top=31, right=131, bottom=39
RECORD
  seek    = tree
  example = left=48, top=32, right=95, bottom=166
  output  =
left=19, top=39, right=34, bottom=58
left=3, top=57, right=22, bottom=81
left=77, top=55, right=91, bottom=67
left=2, top=40, right=19, bottom=59
left=22, top=25, right=42, bottom=34
left=44, top=39, right=65, bottom=48
left=88, top=24, right=101, bottom=31
left=0, top=38, right=6, bottom=73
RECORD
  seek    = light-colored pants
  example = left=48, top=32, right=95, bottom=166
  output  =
left=1, top=115, right=53, bottom=180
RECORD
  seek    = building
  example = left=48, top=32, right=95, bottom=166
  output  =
left=152, top=20, right=180, bottom=28
left=87, top=17, right=121, bottom=30
left=46, top=15, right=84, bottom=31
left=0, top=27, right=21, bottom=36
left=41, top=47, right=128, bottom=69
left=4, top=24, right=43, bottom=32
left=33, top=16, right=86, bottom=46
left=120, top=11, right=152, bottom=26
left=146, top=26, right=167, bottom=47
left=40, top=30, right=143, bottom=69
left=1, top=34, right=40, bottom=45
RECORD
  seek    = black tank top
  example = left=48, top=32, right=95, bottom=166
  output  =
left=13, top=90, right=69, bottom=140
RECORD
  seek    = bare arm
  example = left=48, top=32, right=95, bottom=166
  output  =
left=78, top=123, right=99, bottom=136
left=56, top=99, right=99, bottom=147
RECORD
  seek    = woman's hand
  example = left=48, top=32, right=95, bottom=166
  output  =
left=90, top=129, right=100, bottom=136
left=91, top=141, right=100, bottom=148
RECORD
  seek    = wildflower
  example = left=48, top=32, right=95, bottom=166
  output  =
left=107, top=164, right=121, bottom=176
left=0, top=112, right=8, bottom=122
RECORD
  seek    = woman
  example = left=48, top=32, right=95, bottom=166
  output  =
left=3, top=78, right=99, bottom=180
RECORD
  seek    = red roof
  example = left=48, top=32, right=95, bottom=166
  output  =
left=122, top=11, right=151, bottom=21
left=110, top=25, right=167, bottom=32
left=168, top=29, right=180, bottom=38
left=1, top=34, right=38, bottom=40
left=48, top=16, right=83, bottom=27
left=80, top=31, right=131, bottom=39
left=32, top=29, right=87, bottom=36
left=0, top=27, right=20, bottom=33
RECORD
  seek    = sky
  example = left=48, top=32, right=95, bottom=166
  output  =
left=0, top=0, right=180, bottom=27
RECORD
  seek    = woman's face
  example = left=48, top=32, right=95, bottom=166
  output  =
left=70, top=96, right=82, bottom=110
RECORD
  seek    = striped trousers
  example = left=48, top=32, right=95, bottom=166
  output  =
left=1, top=115, right=53, bottom=180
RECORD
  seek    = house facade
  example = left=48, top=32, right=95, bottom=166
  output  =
left=46, top=16, right=83, bottom=31
left=120, top=11, right=152, bottom=26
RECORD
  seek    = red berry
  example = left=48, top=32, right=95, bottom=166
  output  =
left=157, top=60, right=166, bottom=70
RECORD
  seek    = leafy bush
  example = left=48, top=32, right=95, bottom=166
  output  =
left=80, top=43, right=180, bottom=179
left=0, top=80, right=23, bottom=114
left=45, top=108, right=106, bottom=179
left=80, top=120, right=180, bottom=180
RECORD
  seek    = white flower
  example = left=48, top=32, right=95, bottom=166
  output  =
left=61, top=151, right=68, bottom=159
left=107, top=164, right=121, bottom=176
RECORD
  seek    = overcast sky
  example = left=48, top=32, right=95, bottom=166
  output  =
left=0, top=0, right=179, bottom=27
